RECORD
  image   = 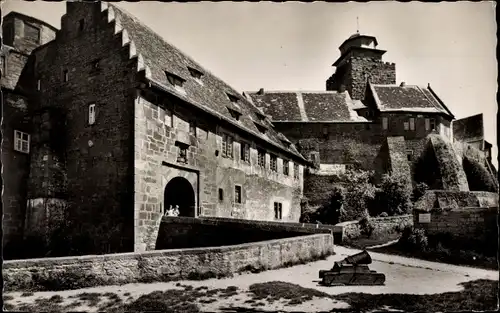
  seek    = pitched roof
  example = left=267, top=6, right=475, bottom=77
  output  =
left=453, top=113, right=484, bottom=142
left=245, top=90, right=369, bottom=123
left=369, top=83, right=454, bottom=117
left=107, top=3, right=305, bottom=161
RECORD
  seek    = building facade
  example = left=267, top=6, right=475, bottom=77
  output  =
left=1, top=2, right=308, bottom=255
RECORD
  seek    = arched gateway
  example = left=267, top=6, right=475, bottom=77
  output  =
left=163, top=176, right=196, bottom=217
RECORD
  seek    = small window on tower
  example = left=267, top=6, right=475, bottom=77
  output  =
left=37, top=79, right=41, bottom=91
left=79, top=19, right=85, bottom=32
left=89, top=104, right=96, bottom=125
left=63, top=69, right=69, bottom=82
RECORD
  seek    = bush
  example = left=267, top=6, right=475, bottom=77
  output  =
left=316, top=185, right=345, bottom=224
left=399, top=226, right=428, bottom=251
left=412, top=182, right=429, bottom=202
left=359, top=216, right=374, bottom=237
left=462, top=156, right=497, bottom=192
left=372, top=173, right=413, bottom=216
left=341, top=170, right=377, bottom=222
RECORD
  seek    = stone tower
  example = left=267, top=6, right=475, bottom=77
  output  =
left=326, top=33, right=396, bottom=101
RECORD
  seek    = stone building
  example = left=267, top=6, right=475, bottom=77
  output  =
left=1, top=2, right=309, bottom=255
left=246, top=33, right=495, bottom=206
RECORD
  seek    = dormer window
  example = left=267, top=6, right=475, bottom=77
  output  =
left=227, top=107, right=242, bottom=121
left=165, top=72, right=186, bottom=88
left=255, top=111, right=266, bottom=121
left=188, top=67, right=203, bottom=80
left=254, top=122, right=267, bottom=134
left=226, top=93, right=240, bottom=104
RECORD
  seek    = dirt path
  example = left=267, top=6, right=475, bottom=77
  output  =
left=3, top=246, right=498, bottom=312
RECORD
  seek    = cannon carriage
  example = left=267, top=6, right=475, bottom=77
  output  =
left=319, top=250, right=386, bottom=286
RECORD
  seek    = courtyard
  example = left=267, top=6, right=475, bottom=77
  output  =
left=3, top=246, right=498, bottom=312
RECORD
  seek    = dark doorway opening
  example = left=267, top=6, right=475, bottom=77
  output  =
left=164, top=176, right=196, bottom=217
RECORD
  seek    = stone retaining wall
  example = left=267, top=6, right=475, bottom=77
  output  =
left=336, top=214, right=413, bottom=243
left=3, top=232, right=334, bottom=292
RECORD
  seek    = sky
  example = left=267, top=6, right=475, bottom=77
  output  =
left=2, top=0, right=498, bottom=167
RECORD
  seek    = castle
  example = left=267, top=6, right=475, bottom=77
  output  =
left=1, top=2, right=495, bottom=258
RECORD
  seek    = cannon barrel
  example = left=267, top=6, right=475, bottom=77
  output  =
left=334, top=250, right=372, bottom=268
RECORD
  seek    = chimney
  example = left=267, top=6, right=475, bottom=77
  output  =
left=257, top=88, right=265, bottom=95
left=400, top=82, right=406, bottom=87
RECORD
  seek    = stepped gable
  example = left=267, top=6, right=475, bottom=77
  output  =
left=369, top=82, right=454, bottom=117
left=246, top=90, right=369, bottom=122
left=108, top=4, right=303, bottom=159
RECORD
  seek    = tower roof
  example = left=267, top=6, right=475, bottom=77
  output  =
left=339, top=33, right=378, bottom=51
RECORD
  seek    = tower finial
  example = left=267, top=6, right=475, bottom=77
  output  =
left=356, top=16, right=360, bottom=34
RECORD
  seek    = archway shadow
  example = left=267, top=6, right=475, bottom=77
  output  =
left=164, top=176, right=195, bottom=217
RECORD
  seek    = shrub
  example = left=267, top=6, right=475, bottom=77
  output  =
left=462, top=156, right=497, bottom=192
left=398, top=226, right=428, bottom=251
left=340, top=170, right=377, bottom=222
left=359, top=216, right=374, bottom=237
left=412, top=182, right=429, bottom=202
left=316, top=185, right=345, bottom=225
left=372, top=173, right=413, bottom=216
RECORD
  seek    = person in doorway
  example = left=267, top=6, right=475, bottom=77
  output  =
left=172, top=205, right=180, bottom=217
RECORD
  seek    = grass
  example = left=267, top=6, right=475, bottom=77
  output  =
left=333, top=279, right=498, bottom=312
left=371, top=242, right=498, bottom=271
left=3, top=279, right=498, bottom=312
left=343, top=231, right=401, bottom=249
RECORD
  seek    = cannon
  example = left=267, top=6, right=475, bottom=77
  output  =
left=319, top=250, right=385, bottom=286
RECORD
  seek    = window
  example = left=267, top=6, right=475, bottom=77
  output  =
left=166, top=72, right=185, bottom=88
left=63, top=69, right=69, bottom=82
left=176, top=142, right=188, bottom=163
left=226, top=93, right=239, bottom=103
left=407, top=150, right=413, bottom=161
left=88, top=104, right=96, bottom=125
left=227, top=107, right=242, bottom=121
left=254, top=122, right=267, bottom=134
left=403, top=121, right=409, bottom=131
left=37, top=79, right=41, bottom=91
left=274, top=202, right=283, bottom=220
left=258, top=149, right=266, bottom=167
left=240, top=142, right=250, bottom=163
left=189, top=121, right=196, bottom=136
left=294, top=163, right=299, bottom=179
left=425, top=118, right=430, bottom=131
left=409, top=117, right=415, bottom=131
left=430, top=118, right=436, bottom=131
left=270, top=154, right=277, bottom=172
left=234, top=185, right=242, bottom=204
left=218, top=188, right=224, bottom=202
left=164, top=108, right=173, bottom=127
left=14, top=130, right=30, bottom=153
left=79, top=19, right=85, bottom=32
left=152, top=106, right=159, bottom=120
left=221, top=133, right=233, bottom=158
left=283, top=160, right=289, bottom=176
left=382, top=117, right=388, bottom=130
left=188, top=67, right=203, bottom=79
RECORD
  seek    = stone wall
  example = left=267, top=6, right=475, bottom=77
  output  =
left=428, top=135, right=469, bottom=191
left=1, top=93, right=31, bottom=253
left=336, top=215, right=413, bottom=243
left=134, top=91, right=304, bottom=252
left=3, top=232, right=334, bottom=292
left=413, top=190, right=498, bottom=212
left=386, top=136, right=412, bottom=184
left=31, top=2, right=140, bottom=253
left=413, top=206, right=498, bottom=252
left=155, top=216, right=333, bottom=249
